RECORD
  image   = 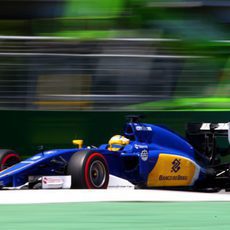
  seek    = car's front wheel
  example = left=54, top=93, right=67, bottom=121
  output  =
left=67, top=150, right=109, bottom=189
left=0, top=149, right=20, bottom=171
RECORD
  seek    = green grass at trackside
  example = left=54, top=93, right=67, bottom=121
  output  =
left=1, top=202, right=230, bottom=229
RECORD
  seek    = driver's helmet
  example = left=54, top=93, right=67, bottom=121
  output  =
left=108, top=135, right=130, bottom=151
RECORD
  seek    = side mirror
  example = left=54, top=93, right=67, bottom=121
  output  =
left=37, top=145, right=44, bottom=151
left=72, top=140, right=83, bottom=148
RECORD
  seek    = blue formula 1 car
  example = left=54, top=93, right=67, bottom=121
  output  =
left=0, top=115, right=229, bottom=191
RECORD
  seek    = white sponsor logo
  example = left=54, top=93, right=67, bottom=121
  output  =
left=135, top=126, right=152, bottom=131
left=135, top=144, right=148, bottom=149
left=42, top=176, right=71, bottom=189
left=136, top=126, right=142, bottom=131
left=141, top=149, right=148, bottom=161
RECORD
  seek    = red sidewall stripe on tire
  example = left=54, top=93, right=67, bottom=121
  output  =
left=84, top=152, right=108, bottom=189
left=1, top=153, right=20, bottom=170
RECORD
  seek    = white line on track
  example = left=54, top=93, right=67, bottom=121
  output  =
left=0, top=189, right=230, bottom=204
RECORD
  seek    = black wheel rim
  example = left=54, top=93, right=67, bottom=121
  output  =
left=89, top=160, right=106, bottom=188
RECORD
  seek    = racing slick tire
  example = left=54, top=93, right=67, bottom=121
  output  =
left=0, top=149, right=20, bottom=171
left=67, top=150, right=109, bottom=189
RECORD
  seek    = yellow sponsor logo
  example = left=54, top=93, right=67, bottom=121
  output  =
left=147, top=154, right=196, bottom=187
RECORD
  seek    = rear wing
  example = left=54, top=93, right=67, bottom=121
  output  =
left=186, top=123, right=230, bottom=163
left=187, top=122, right=230, bottom=144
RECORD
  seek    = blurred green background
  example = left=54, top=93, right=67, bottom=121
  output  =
left=0, top=0, right=229, bottom=155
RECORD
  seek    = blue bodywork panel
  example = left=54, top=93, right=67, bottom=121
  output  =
left=0, top=121, right=209, bottom=188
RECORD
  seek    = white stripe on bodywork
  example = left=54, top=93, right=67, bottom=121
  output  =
left=21, top=161, right=35, bottom=164
left=0, top=159, right=42, bottom=178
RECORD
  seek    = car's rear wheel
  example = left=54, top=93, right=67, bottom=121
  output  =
left=0, top=149, right=20, bottom=171
left=67, top=150, right=109, bottom=189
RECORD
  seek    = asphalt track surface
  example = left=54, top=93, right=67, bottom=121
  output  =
left=0, top=189, right=230, bottom=229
